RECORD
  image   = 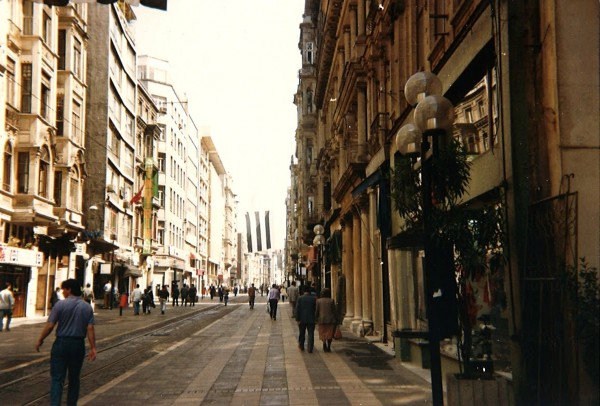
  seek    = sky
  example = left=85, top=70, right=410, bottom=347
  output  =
left=133, top=0, right=305, bottom=250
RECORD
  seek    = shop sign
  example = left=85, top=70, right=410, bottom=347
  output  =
left=0, top=244, right=41, bottom=267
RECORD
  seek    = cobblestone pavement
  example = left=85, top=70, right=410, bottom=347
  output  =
left=2, top=295, right=434, bottom=405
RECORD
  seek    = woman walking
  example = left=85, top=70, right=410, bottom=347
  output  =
left=315, top=288, right=337, bottom=352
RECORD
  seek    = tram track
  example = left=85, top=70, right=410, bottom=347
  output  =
left=1, top=300, right=244, bottom=405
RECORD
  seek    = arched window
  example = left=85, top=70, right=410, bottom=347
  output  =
left=2, top=143, right=12, bottom=192
left=38, top=147, right=50, bottom=198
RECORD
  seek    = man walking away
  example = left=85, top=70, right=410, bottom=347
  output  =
left=0, top=282, right=15, bottom=332
left=268, top=284, right=280, bottom=320
left=181, top=284, right=189, bottom=306
left=172, top=284, right=180, bottom=306
left=287, top=281, right=299, bottom=318
left=188, top=284, right=197, bottom=306
left=82, top=283, right=94, bottom=307
left=131, top=284, right=143, bottom=315
left=158, top=285, right=169, bottom=314
left=35, top=279, right=96, bottom=406
left=248, top=283, right=256, bottom=309
left=296, top=285, right=317, bottom=352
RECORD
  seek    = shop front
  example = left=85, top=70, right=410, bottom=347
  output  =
left=0, top=244, right=44, bottom=318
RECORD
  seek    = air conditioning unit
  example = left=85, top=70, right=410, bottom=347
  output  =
left=159, top=106, right=167, bottom=114
left=110, top=233, right=117, bottom=241
left=123, top=201, right=130, bottom=209
left=106, top=185, right=116, bottom=193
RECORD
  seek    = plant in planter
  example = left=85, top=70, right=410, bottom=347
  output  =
left=391, top=134, right=506, bottom=378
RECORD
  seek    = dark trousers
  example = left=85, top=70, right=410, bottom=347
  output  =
left=298, top=322, right=315, bottom=351
left=51, top=337, right=85, bottom=406
left=269, top=299, right=278, bottom=319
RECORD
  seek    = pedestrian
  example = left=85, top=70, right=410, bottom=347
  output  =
left=316, top=288, right=337, bottom=352
left=82, top=283, right=94, bottom=307
left=131, top=284, right=143, bottom=315
left=50, top=286, right=62, bottom=309
left=295, top=285, right=317, bottom=352
left=267, top=283, right=280, bottom=320
left=103, top=281, right=111, bottom=309
left=35, top=279, right=96, bottom=406
left=0, top=282, right=15, bottom=332
left=280, top=285, right=287, bottom=302
left=180, top=284, right=189, bottom=306
left=218, top=286, right=224, bottom=302
left=210, top=285, right=216, bottom=300
left=158, top=285, right=169, bottom=314
left=233, top=286, right=238, bottom=297
left=287, top=281, right=299, bottom=318
left=223, top=285, right=230, bottom=306
left=248, top=283, right=256, bottom=309
left=112, top=285, right=119, bottom=309
left=188, top=284, right=197, bottom=306
left=172, top=284, right=180, bottom=306
left=143, top=287, right=155, bottom=314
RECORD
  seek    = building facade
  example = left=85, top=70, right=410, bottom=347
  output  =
left=288, top=1, right=599, bottom=404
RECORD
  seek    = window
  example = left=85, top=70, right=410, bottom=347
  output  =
left=69, top=167, right=79, bottom=210
left=158, top=186, right=165, bottom=207
left=56, top=96, right=64, bottom=136
left=6, top=59, right=16, bottom=107
left=21, top=64, right=33, bottom=113
left=17, top=152, right=30, bottom=194
left=465, top=108, right=473, bottom=123
left=72, top=99, right=81, bottom=143
left=158, top=153, right=165, bottom=172
left=2, top=144, right=12, bottom=192
left=58, top=30, right=66, bottom=70
left=306, top=42, right=314, bottom=64
left=42, top=10, right=51, bottom=45
left=23, top=1, right=33, bottom=35
left=54, top=171, right=62, bottom=206
left=38, top=148, right=50, bottom=198
left=41, top=74, right=51, bottom=121
left=73, top=38, right=82, bottom=77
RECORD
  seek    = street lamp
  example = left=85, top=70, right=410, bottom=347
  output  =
left=396, top=71, right=455, bottom=406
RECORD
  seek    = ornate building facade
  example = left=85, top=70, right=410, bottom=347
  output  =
left=288, top=1, right=599, bottom=404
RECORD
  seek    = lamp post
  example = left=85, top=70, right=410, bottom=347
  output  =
left=397, top=72, right=455, bottom=406
left=313, top=224, right=326, bottom=294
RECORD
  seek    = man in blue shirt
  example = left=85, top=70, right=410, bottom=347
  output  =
left=36, top=279, right=96, bottom=406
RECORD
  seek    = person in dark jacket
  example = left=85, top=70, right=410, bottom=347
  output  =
left=158, top=285, right=169, bottom=314
left=295, top=285, right=317, bottom=352
left=172, top=285, right=180, bottom=306
left=188, top=284, right=197, bottom=306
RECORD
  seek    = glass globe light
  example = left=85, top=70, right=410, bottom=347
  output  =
left=313, top=224, right=324, bottom=235
left=414, top=95, right=455, bottom=132
left=313, top=234, right=326, bottom=246
left=395, top=124, right=422, bottom=156
left=404, top=72, right=443, bottom=106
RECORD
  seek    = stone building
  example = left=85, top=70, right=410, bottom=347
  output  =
left=0, top=1, right=89, bottom=317
left=289, top=1, right=599, bottom=404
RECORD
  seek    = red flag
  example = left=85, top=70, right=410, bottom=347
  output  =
left=130, top=185, right=144, bottom=205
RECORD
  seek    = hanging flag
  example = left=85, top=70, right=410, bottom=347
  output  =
left=245, top=212, right=253, bottom=253
left=255, top=211, right=262, bottom=252
left=152, top=168, right=159, bottom=197
left=265, top=211, right=271, bottom=250
left=36, top=0, right=167, bottom=10
left=129, top=184, right=144, bottom=204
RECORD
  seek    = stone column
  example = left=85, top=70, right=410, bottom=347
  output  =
left=350, top=5, right=357, bottom=59
left=342, top=217, right=354, bottom=324
left=352, top=212, right=363, bottom=332
left=357, top=0, right=366, bottom=37
left=344, top=27, right=351, bottom=63
left=360, top=198, right=373, bottom=334
left=357, top=85, right=368, bottom=161
left=368, top=188, right=383, bottom=334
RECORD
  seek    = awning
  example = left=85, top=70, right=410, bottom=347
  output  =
left=123, top=264, right=143, bottom=278
left=86, top=238, right=118, bottom=256
left=351, top=169, right=382, bottom=198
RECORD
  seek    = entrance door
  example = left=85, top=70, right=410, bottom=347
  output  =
left=0, top=265, right=29, bottom=317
